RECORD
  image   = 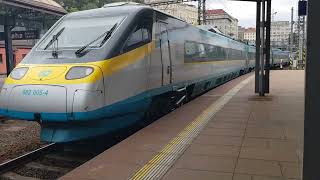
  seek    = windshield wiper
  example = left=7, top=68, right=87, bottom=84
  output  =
left=75, top=23, right=118, bottom=57
left=43, top=27, right=65, bottom=50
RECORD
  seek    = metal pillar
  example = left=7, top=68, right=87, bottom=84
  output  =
left=255, top=0, right=270, bottom=96
left=297, top=0, right=306, bottom=68
left=302, top=11, right=306, bottom=50
left=304, top=0, right=320, bottom=179
left=265, top=0, right=271, bottom=93
left=197, top=0, right=206, bottom=25
left=4, top=16, right=15, bottom=76
left=202, top=0, right=206, bottom=25
left=259, top=0, right=265, bottom=96
left=290, top=7, right=294, bottom=59
left=198, top=0, right=202, bottom=25
left=255, top=0, right=261, bottom=93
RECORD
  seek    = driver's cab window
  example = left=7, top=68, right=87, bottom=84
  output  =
left=123, top=18, right=152, bottom=53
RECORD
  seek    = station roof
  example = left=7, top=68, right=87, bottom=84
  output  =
left=0, top=0, right=67, bottom=16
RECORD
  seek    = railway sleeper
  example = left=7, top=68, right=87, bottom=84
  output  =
left=38, top=153, right=89, bottom=169
left=1, top=172, right=39, bottom=180
left=14, top=162, right=70, bottom=179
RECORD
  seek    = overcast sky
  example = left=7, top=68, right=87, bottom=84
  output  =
left=188, top=0, right=298, bottom=28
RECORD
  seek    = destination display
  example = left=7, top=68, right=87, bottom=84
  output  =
left=0, top=30, right=39, bottom=40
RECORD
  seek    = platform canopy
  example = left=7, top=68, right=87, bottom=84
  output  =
left=0, top=0, right=67, bottom=75
left=0, top=0, right=66, bottom=16
left=0, top=0, right=66, bottom=29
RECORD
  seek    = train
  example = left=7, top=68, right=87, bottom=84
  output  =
left=0, top=2, right=289, bottom=142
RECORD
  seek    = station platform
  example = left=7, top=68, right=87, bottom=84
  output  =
left=61, top=70, right=304, bottom=180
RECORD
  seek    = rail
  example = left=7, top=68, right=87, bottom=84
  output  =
left=0, top=143, right=57, bottom=174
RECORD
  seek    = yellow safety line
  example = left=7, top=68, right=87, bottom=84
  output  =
left=130, top=75, right=254, bottom=180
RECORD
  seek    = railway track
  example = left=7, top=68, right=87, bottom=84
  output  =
left=0, top=122, right=145, bottom=180
left=0, top=143, right=98, bottom=180
left=0, top=110, right=156, bottom=180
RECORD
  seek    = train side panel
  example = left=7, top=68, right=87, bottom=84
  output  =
left=149, top=11, right=253, bottom=99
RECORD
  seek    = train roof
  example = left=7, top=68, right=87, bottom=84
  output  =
left=64, top=3, right=247, bottom=46
left=66, top=2, right=151, bottom=19
left=64, top=3, right=285, bottom=53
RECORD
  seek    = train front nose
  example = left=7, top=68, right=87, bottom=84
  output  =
left=7, top=85, right=68, bottom=121
left=2, top=66, right=69, bottom=121
left=0, top=65, right=104, bottom=122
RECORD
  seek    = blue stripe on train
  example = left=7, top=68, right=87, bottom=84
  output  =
left=0, top=90, right=152, bottom=122
left=0, top=67, right=245, bottom=122
left=41, top=109, right=146, bottom=142
left=0, top=67, right=246, bottom=142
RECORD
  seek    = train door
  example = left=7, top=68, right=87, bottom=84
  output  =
left=158, top=21, right=172, bottom=86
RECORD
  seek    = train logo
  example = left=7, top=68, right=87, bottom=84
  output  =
left=38, top=70, right=52, bottom=78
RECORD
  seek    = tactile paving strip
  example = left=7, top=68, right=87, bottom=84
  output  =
left=130, top=75, right=254, bottom=180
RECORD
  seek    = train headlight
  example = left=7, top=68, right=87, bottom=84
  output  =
left=10, top=67, right=29, bottom=80
left=66, top=66, right=94, bottom=80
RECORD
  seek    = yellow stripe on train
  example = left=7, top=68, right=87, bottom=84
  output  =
left=4, top=42, right=155, bottom=85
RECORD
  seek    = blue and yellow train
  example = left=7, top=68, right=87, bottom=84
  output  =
left=0, top=3, right=289, bottom=142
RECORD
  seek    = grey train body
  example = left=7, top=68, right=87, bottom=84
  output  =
left=0, top=4, right=290, bottom=142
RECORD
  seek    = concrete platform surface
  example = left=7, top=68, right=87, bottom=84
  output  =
left=61, top=70, right=304, bottom=180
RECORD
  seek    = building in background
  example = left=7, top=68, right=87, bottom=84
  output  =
left=271, top=21, right=290, bottom=50
left=206, top=9, right=238, bottom=39
left=244, top=27, right=256, bottom=44
left=238, top=26, right=245, bottom=41
left=0, top=41, right=33, bottom=74
left=152, top=3, right=198, bottom=25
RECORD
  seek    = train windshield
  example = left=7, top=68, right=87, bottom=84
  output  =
left=37, top=15, right=125, bottom=50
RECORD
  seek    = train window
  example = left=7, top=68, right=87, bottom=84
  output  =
left=125, top=25, right=144, bottom=49
left=184, top=41, right=199, bottom=62
left=198, top=44, right=207, bottom=58
left=228, top=49, right=243, bottom=60
left=185, top=42, right=197, bottom=56
left=38, top=15, right=126, bottom=50
left=123, top=19, right=152, bottom=53
left=143, top=19, right=153, bottom=43
left=185, top=41, right=228, bottom=63
left=0, top=54, right=2, bottom=64
left=218, top=47, right=226, bottom=60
